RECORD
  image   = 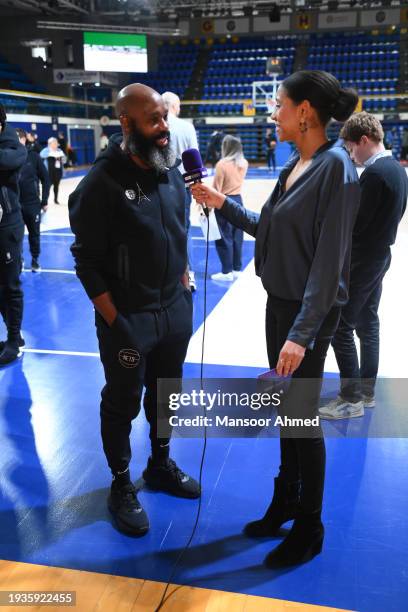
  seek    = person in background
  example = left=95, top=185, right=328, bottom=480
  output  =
left=162, top=91, right=199, bottom=292
left=204, top=130, right=225, bottom=168
left=400, top=127, right=408, bottom=162
left=191, top=71, right=359, bottom=568
left=26, top=132, right=42, bottom=153
left=66, top=144, right=77, bottom=167
left=100, top=131, right=109, bottom=151
left=57, top=131, right=67, bottom=156
left=16, top=128, right=50, bottom=273
left=320, top=112, right=407, bottom=419
left=211, top=135, right=248, bottom=282
left=40, top=137, right=66, bottom=205
left=0, top=103, right=27, bottom=366
left=265, top=127, right=277, bottom=173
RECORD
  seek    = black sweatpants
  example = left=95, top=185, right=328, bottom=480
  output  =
left=266, top=295, right=341, bottom=514
left=95, top=289, right=193, bottom=474
left=0, top=223, right=24, bottom=341
left=22, top=206, right=41, bottom=259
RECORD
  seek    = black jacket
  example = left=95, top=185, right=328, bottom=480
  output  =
left=0, top=124, right=27, bottom=228
left=69, top=134, right=188, bottom=313
left=220, top=141, right=361, bottom=349
left=19, top=148, right=50, bottom=208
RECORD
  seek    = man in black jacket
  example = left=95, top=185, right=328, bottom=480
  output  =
left=16, top=128, right=50, bottom=272
left=320, top=112, right=407, bottom=419
left=69, top=84, right=199, bottom=537
left=0, top=103, right=27, bottom=366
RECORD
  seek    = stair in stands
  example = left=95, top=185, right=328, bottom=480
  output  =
left=183, top=47, right=212, bottom=118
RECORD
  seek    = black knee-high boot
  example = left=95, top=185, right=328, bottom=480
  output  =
left=244, top=476, right=300, bottom=537
left=264, top=437, right=325, bottom=567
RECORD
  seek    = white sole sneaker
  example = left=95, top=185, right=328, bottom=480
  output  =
left=363, top=396, right=376, bottom=408
left=319, top=399, right=364, bottom=420
left=211, top=272, right=234, bottom=281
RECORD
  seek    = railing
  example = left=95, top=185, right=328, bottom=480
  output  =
left=0, top=88, right=114, bottom=119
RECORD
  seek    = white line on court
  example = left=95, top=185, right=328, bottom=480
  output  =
left=41, top=232, right=75, bottom=237
left=22, top=269, right=76, bottom=275
left=40, top=231, right=204, bottom=240
left=22, top=348, right=99, bottom=357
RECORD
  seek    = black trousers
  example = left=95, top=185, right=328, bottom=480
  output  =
left=331, top=250, right=391, bottom=402
left=22, top=206, right=41, bottom=259
left=266, top=295, right=341, bottom=514
left=214, top=194, right=244, bottom=274
left=95, top=289, right=193, bottom=474
left=50, top=170, right=62, bottom=203
left=0, top=223, right=24, bottom=341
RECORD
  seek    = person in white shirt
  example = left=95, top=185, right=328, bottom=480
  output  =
left=162, top=91, right=199, bottom=291
left=40, top=137, right=66, bottom=205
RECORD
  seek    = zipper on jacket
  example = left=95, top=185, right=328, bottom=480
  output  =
left=157, top=190, right=169, bottom=308
left=118, top=244, right=130, bottom=289
left=1, top=187, right=12, bottom=214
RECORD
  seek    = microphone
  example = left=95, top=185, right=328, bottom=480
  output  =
left=182, top=148, right=209, bottom=217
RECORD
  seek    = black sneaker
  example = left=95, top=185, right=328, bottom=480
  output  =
left=0, top=335, right=25, bottom=353
left=143, top=457, right=201, bottom=499
left=107, top=482, right=149, bottom=536
left=0, top=341, right=23, bottom=366
left=31, top=258, right=41, bottom=273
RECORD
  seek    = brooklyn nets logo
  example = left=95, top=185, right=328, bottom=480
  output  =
left=118, top=349, right=141, bottom=368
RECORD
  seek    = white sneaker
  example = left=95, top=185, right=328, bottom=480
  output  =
left=319, top=396, right=364, bottom=420
left=232, top=270, right=242, bottom=279
left=363, top=395, right=376, bottom=408
left=188, top=271, right=197, bottom=292
left=211, top=272, right=234, bottom=282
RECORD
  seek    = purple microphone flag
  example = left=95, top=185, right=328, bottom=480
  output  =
left=182, top=148, right=208, bottom=184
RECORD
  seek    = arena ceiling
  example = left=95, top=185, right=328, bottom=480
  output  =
left=0, top=0, right=403, bottom=19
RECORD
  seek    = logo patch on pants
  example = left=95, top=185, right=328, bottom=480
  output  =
left=118, top=348, right=140, bottom=368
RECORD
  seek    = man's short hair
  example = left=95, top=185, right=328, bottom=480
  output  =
left=340, top=111, right=384, bottom=144
left=48, top=137, right=58, bottom=145
left=162, top=91, right=180, bottom=111
left=16, top=128, right=27, bottom=139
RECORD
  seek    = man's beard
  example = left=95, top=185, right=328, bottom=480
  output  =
left=126, top=119, right=176, bottom=172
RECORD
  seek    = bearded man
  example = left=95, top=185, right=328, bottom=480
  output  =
left=68, top=84, right=199, bottom=537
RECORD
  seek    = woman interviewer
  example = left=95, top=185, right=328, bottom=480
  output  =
left=191, top=71, right=360, bottom=568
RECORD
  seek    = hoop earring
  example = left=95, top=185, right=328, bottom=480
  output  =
left=299, top=119, right=308, bottom=134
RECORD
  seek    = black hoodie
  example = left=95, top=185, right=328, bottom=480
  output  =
left=69, top=133, right=188, bottom=313
left=0, top=124, right=27, bottom=228
left=19, top=147, right=50, bottom=208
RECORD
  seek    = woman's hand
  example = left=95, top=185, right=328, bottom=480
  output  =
left=190, top=183, right=226, bottom=209
left=276, top=340, right=306, bottom=377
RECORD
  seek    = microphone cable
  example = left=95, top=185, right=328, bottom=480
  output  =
left=155, top=206, right=210, bottom=612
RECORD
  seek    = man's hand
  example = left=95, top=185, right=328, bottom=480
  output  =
left=276, top=340, right=306, bottom=377
left=190, top=183, right=226, bottom=209
left=181, top=271, right=190, bottom=290
left=92, top=292, right=118, bottom=327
